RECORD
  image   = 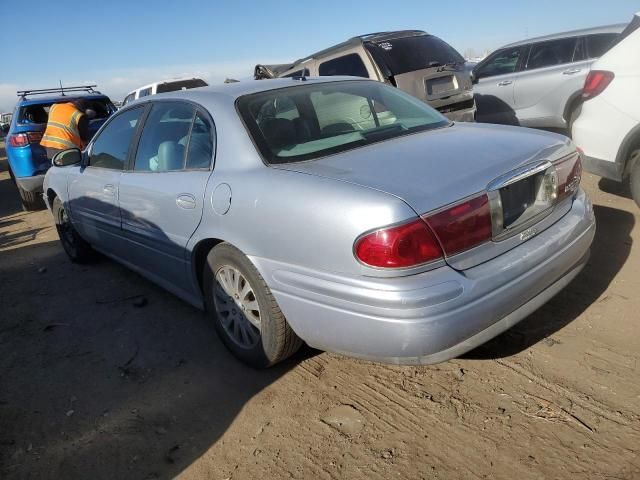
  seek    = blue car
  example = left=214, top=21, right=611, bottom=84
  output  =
left=5, top=85, right=116, bottom=210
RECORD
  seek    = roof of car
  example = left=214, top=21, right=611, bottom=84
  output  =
left=128, top=77, right=367, bottom=104
left=17, top=93, right=110, bottom=107
left=503, top=23, right=627, bottom=48
left=266, top=30, right=431, bottom=75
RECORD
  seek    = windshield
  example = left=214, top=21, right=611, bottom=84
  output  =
left=237, top=80, right=450, bottom=164
left=365, top=35, right=465, bottom=76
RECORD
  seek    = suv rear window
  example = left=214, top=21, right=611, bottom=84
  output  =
left=365, top=34, right=465, bottom=75
left=237, top=80, right=449, bottom=164
left=17, top=97, right=115, bottom=125
left=156, top=79, right=208, bottom=94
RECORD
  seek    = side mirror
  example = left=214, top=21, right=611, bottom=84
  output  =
left=470, top=70, right=479, bottom=85
left=52, top=148, right=82, bottom=167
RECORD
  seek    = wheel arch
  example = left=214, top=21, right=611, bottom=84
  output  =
left=191, top=237, right=226, bottom=294
left=563, top=91, right=583, bottom=126
left=46, top=187, right=58, bottom=208
left=616, top=124, right=640, bottom=178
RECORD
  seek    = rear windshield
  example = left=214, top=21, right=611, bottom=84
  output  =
left=18, top=98, right=115, bottom=125
left=365, top=34, right=465, bottom=75
left=237, top=80, right=449, bottom=164
left=156, top=79, right=208, bottom=94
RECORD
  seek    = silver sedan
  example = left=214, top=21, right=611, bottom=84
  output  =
left=43, top=77, right=594, bottom=368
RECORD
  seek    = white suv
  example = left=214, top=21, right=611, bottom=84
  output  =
left=572, top=14, right=640, bottom=206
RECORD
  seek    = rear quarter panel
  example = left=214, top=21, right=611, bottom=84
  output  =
left=191, top=164, right=419, bottom=277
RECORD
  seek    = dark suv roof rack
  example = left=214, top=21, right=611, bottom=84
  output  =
left=17, top=84, right=100, bottom=99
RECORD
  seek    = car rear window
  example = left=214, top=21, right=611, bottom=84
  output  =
left=237, top=80, right=449, bottom=164
left=156, top=79, right=208, bottom=94
left=365, top=34, right=465, bottom=75
left=17, top=97, right=115, bottom=125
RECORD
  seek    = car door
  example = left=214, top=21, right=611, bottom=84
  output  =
left=67, top=106, right=145, bottom=254
left=513, top=36, right=589, bottom=127
left=473, top=45, right=526, bottom=124
left=117, top=101, right=215, bottom=291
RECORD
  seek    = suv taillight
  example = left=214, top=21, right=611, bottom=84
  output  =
left=8, top=132, right=42, bottom=147
left=423, top=194, right=493, bottom=256
left=355, top=218, right=443, bottom=268
left=8, top=133, right=28, bottom=147
left=582, top=70, right=614, bottom=100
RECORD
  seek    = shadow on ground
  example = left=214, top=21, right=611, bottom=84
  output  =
left=464, top=204, right=635, bottom=360
left=0, top=238, right=313, bottom=479
left=598, top=177, right=633, bottom=201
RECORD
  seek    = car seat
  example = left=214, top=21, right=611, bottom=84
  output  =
left=156, top=141, right=185, bottom=171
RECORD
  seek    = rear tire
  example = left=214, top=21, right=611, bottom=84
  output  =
left=630, top=150, right=640, bottom=208
left=52, top=197, right=94, bottom=263
left=17, top=183, right=45, bottom=211
left=203, top=243, right=303, bottom=368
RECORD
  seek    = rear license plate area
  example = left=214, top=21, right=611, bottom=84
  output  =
left=426, top=75, right=456, bottom=96
left=500, top=172, right=544, bottom=228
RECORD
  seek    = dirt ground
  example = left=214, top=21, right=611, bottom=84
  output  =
left=0, top=140, right=639, bottom=480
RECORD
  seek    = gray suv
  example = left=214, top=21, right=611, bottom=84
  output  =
left=472, top=24, right=625, bottom=129
left=255, top=30, right=476, bottom=122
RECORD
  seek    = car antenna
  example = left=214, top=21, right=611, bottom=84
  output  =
left=59, top=80, right=65, bottom=96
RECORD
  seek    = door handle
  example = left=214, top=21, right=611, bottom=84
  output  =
left=103, top=184, right=116, bottom=196
left=176, top=194, right=196, bottom=210
left=497, top=80, right=513, bottom=86
left=563, top=68, right=582, bottom=75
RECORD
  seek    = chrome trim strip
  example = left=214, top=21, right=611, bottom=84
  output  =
left=487, top=160, right=552, bottom=191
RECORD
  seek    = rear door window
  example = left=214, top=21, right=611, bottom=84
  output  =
left=139, top=87, right=152, bottom=98
left=185, top=112, right=214, bottom=169
left=133, top=102, right=195, bottom=172
left=89, top=107, right=144, bottom=170
left=475, top=47, right=524, bottom=78
left=586, top=33, right=619, bottom=58
left=319, top=54, right=369, bottom=78
left=526, top=38, right=578, bottom=70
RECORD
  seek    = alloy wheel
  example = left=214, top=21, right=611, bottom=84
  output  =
left=213, top=265, right=261, bottom=349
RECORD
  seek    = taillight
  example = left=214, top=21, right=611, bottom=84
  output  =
left=423, top=194, right=493, bottom=256
left=8, top=133, right=29, bottom=147
left=27, top=131, right=43, bottom=143
left=555, top=152, right=582, bottom=201
left=582, top=70, right=614, bottom=100
left=355, top=218, right=443, bottom=268
left=8, top=132, right=42, bottom=147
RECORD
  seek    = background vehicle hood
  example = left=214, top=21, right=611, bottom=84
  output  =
left=275, top=123, right=574, bottom=214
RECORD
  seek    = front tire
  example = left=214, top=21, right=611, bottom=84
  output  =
left=52, top=197, right=94, bottom=263
left=203, top=243, right=302, bottom=368
left=630, top=150, right=640, bottom=208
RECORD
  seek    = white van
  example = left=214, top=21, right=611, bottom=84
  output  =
left=122, top=78, right=208, bottom=105
left=572, top=13, right=640, bottom=206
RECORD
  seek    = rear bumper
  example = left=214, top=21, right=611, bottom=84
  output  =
left=15, top=174, right=45, bottom=192
left=252, top=189, right=595, bottom=364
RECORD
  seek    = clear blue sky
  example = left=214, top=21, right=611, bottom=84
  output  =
left=0, top=0, right=636, bottom=111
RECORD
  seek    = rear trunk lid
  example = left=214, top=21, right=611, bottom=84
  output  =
left=276, top=123, right=577, bottom=268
